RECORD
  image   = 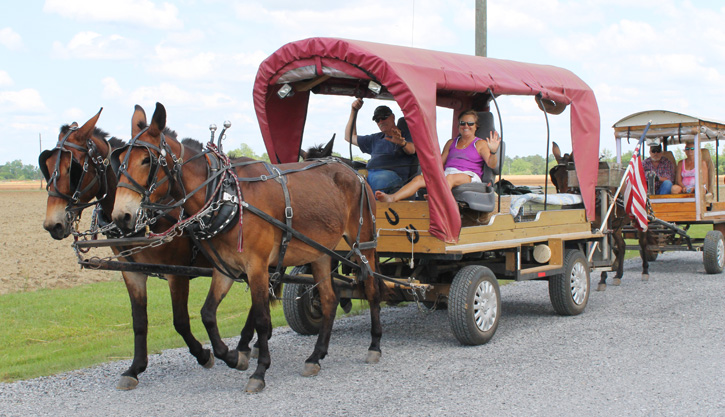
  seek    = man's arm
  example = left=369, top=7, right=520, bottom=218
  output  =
left=345, top=98, right=363, bottom=146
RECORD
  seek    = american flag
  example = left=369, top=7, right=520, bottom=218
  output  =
left=623, top=144, right=649, bottom=231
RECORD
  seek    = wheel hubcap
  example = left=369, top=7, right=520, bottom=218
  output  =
left=570, top=261, right=587, bottom=305
left=473, top=280, right=497, bottom=332
left=717, top=239, right=724, bottom=268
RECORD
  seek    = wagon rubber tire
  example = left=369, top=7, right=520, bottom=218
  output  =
left=447, top=266, right=501, bottom=346
left=549, top=249, right=590, bottom=316
left=282, top=266, right=322, bottom=335
left=703, top=230, right=724, bottom=274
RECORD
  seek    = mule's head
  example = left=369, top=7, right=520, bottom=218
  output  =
left=549, top=141, right=574, bottom=193
left=40, top=109, right=106, bottom=239
left=111, top=102, right=178, bottom=233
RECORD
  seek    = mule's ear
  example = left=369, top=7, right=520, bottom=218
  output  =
left=299, top=149, right=308, bottom=161
left=149, top=102, right=167, bottom=137
left=322, top=133, right=335, bottom=157
left=552, top=142, right=563, bottom=164
left=77, top=107, right=103, bottom=141
left=132, top=105, right=147, bottom=137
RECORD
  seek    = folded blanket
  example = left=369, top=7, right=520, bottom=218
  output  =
left=509, top=193, right=584, bottom=217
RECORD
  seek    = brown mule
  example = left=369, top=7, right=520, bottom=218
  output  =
left=111, top=103, right=383, bottom=392
left=40, top=109, right=226, bottom=391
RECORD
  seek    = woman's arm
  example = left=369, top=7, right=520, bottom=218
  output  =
left=475, top=131, right=501, bottom=169
left=440, top=139, right=454, bottom=167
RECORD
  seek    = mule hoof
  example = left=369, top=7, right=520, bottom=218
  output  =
left=202, top=351, right=215, bottom=369
left=596, top=283, right=607, bottom=292
left=236, top=350, right=249, bottom=371
left=251, top=347, right=259, bottom=359
left=301, top=362, right=321, bottom=377
left=642, top=273, right=649, bottom=281
left=117, top=375, right=139, bottom=391
left=365, top=350, right=381, bottom=364
left=612, top=278, right=621, bottom=286
left=244, top=378, right=265, bottom=393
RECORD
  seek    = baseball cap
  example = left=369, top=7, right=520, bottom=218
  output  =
left=372, top=106, right=393, bottom=122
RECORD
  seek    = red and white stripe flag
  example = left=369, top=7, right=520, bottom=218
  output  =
left=623, top=145, right=649, bottom=231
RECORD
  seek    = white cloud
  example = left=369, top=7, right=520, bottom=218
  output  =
left=0, top=70, right=13, bottom=87
left=146, top=43, right=215, bottom=79
left=62, top=107, right=86, bottom=121
left=128, top=83, right=195, bottom=107
left=200, top=93, right=237, bottom=108
left=52, top=32, right=140, bottom=60
left=43, top=0, right=182, bottom=30
left=101, top=77, right=124, bottom=99
left=0, top=89, right=47, bottom=113
left=0, top=27, right=23, bottom=50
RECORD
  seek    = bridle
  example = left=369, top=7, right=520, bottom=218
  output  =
left=110, top=126, right=186, bottom=228
left=39, top=126, right=111, bottom=215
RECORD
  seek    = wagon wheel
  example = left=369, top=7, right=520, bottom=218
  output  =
left=282, top=265, right=322, bottom=335
left=447, top=265, right=501, bottom=345
left=548, top=249, right=590, bottom=316
left=703, top=230, right=725, bottom=274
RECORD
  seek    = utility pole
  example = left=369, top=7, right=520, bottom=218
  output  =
left=475, top=0, right=487, bottom=57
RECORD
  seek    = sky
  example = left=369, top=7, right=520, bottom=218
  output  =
left=2, top=0, right=725, bottom=166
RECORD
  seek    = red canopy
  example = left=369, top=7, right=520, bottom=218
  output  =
left=254, top=37, right=600, bottom=243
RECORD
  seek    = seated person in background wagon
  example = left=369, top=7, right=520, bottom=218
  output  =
left=675, top=142, right=708, bottom=194
left=345, top=98, right=416, bottom=193
left=642, top=143, right=680, bottom=194
left=375, top=109, right=500, bottom=202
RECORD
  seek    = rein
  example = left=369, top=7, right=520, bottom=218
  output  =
left=116, top=130, right=379, bottom=282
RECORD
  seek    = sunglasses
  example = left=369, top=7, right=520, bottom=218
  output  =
left=458, top=121, right=476, bottom=127
left=685, top=147, right=695, bottom=151
left=373, top=114, right=392, bottom=123
left=650, top=149, right=661, bottom=153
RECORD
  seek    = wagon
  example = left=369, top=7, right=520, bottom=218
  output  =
left=253, top=38, right=613, bottom=345
left=613, top=110, right=725, bottom=273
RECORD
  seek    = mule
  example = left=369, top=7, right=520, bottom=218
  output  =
left=549, top=142, right=652, bottom=291
left=40, top=109, right=229, bottom=390
left=111, top=103, right=382, bottom=393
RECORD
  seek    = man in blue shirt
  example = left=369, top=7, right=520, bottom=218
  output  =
left=345, top=98, right=416, bottom=193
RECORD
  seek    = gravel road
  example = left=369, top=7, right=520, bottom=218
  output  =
left=1, top=251, right=723, bottom=416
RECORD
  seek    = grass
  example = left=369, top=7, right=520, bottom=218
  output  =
left=0, top=277, right=362, bottom=383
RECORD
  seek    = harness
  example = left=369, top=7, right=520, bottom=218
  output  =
left=39, top=127, right=110, bottom=215
left=112, top=131, right=378, bottom=285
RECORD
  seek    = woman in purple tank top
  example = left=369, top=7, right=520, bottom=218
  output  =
left=376, top=109, right=501, bottom=202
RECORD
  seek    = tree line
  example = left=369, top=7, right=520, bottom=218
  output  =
left=8, top=143, right=725, bottom=181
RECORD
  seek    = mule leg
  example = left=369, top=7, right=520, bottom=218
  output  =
left=640, top=232, right=650, bottom=281
left=117, top=271, right=148, bottom=390
left=244, top=262, right=273, bottom=393
left=612, top=230, right=626, bottom=286
left=597, top=271, right=608, bottom=292
left=236, top=306, right=256, bottom=358
left=361, top=249, right=383, bottom=364
left=167, top=276, right=213, bottom=368
left=200, top=271, right=247, bottom=370
left=301, top=256, right=337, bottom=377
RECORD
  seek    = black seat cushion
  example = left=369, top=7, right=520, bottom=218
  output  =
left=452, top=183, right=495, bottom=212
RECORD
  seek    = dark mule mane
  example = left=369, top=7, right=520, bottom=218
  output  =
left=61, top=124, right=110, bottom=140
left=181, top=138, right=204, bottom=152
left=136, top=120, right=180, bottom=140
left=108, top=137, right=126, bottom=150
